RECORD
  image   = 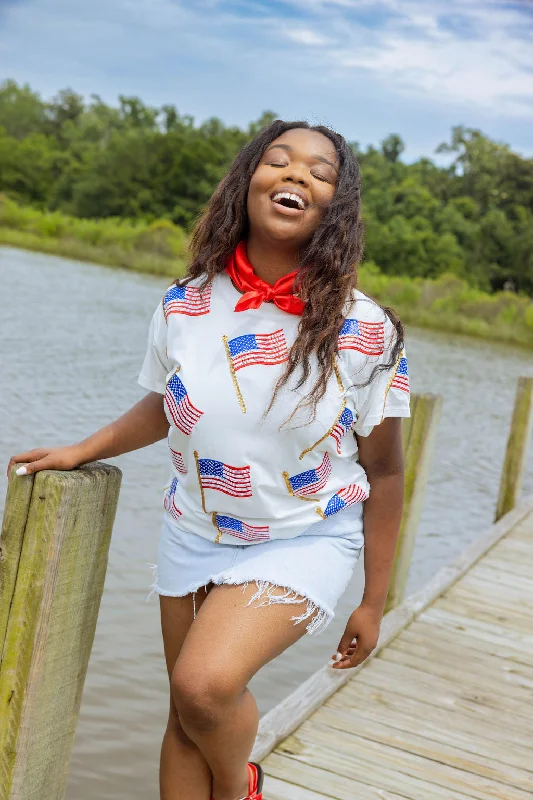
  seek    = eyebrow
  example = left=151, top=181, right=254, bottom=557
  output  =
left=266, top=143, right=338, bottom=171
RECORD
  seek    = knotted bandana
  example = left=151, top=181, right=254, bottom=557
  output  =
left=225, top=240, right=305, bottom=316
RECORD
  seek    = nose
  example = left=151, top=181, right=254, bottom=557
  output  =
left=279, top=163, right=309, bottom=187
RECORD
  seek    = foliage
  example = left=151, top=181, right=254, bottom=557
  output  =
left=0, top=80, right=532, bottom=296
left=1, top=195, right=532, bottom=350
left=358, top=265, right=533, bottom=349
left=0, top=194, right=187, bottom=276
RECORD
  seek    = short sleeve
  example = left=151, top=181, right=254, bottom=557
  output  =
left=138, top=299, right=172, bottom=394
left=352, top=324, right=411, bottom=438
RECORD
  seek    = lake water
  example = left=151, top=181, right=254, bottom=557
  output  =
left=1, top=246, right=532, bottom=799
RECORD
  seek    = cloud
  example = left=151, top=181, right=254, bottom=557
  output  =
left=0, top=0, right=531, bottom=159
left=283, top=28, right=332, bottom=45
left=273, top=0, right=533, bottom=116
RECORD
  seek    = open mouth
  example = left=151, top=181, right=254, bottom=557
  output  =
left=271, top=191, right=307, bottom=211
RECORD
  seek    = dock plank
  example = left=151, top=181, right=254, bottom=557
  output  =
left=479, top=553, right=533, bottom=580
left=272, top=737, right=475, bottom=800
left=404, top=618, right=533, bottom=669
left=325, top=689, right=533, bottom=774
left=455, top=572, right=531, bottom=605
left=276, top=725, right=532, bottom=800
left=327, top=682, right=533, bottom=754
left=258, top=499, right=533, bottom=799
left=388, top=634, right=533, bottom=686
left=351, top=659, right=533, bottom=731
left=419, top=606, right=533, bottom=652
left=264, top=753, right=410, bottom=800
left=378, top=645, right=532, bottom=700
left=462, top=563, right=533, bottom=594
left=441, top=587, right=533, bottom=628
left=312, top=705, right=533, bottom=792
left=410, top=621, right=533, bottom=671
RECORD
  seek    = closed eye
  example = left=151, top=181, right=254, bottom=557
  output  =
left=312, top=173, right=330, bottom=183
left=269, top=163, right=330, bottom=183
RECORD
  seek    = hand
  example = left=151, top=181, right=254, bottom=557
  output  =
left=7, top=445, right=85, bottom=479
left=331, top=603, right=382, bottom=670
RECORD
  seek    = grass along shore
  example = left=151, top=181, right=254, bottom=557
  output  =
left=0, top=195, right=188, bottom=278
left=2, top=196, right=532, bottom=350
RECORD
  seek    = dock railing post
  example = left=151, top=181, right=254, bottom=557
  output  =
left=0, top=461, right=121, bottom=800
left=384, top=393, right=442, bottom=613
left=495, top=376, right=533, bottom=523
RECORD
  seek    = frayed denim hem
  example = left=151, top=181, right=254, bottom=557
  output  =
left=145, top=562, right=333, bottom=636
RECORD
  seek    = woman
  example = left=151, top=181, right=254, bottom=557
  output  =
left=8, top=121, right=410, bottom=800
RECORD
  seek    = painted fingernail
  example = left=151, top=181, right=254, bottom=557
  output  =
left=335, top=652, right=343, bottom=662
left=16, top=466, right=27, bottom=476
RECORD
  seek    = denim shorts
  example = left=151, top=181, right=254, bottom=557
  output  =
left=146, top=504, right=364, bottom=635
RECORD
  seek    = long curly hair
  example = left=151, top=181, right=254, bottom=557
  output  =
left=178, top=120, right=404, bottom=418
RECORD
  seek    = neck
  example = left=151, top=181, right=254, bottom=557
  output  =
left=245, top=232, right=300, bottom=285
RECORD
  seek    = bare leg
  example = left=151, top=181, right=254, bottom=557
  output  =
left=159, top=588, right=213, bottom=800
left=172, top=582, right=312, bottom=800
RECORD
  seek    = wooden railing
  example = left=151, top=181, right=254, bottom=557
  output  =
left=495, top=376, right=533, bottom=522
left=0, top=462, right=121, bottom=800
left=385, top=393, right=442, bottom=612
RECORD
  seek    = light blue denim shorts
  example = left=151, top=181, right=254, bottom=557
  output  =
left=147, top=504, right=364, bottom=635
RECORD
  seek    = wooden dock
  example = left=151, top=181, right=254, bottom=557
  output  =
left=254, top=496, right=533, bottom=800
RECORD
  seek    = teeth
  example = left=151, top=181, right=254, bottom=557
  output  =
left=272, top=191, right=305, bottom=210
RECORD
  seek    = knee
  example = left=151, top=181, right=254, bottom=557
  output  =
left=171, top=661, right=242, bottom=732
left=167, top=700, right=197, bottom=747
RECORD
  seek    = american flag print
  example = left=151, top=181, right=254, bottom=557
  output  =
left=169, top=446, right=187, bottom=474
left=391, top=355, right=409, bottom=393
left=338, top=319, right=385, bottom=356
left=330, top=406, right=354, bottom=453
left=164, top=478, right=183, bottom=521
left=214, top=514, right=270, bottom=543
left=321, top=483, right=368, bottom=518
left=164, top=372, right=203, bottom=435
left=287, top=453, right=332, bottom=497
left=227, top=329, right=288, bottom=372
left=198, top=458, right=253, bottom=498
left=163, top=284, right=211, bottom=318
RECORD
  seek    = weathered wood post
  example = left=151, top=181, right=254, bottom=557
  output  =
left=495, top=376, right=533, bottom=522
left=384, top=393, right=442, bottom=613
left=0, top=462, right=121, bottom=800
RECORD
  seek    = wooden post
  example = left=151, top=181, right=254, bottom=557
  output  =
left=384, top=393, right=442, bottom=613
left=0, top=462, right=121, bottom=800
left=495, top=376, right=533, bottom=523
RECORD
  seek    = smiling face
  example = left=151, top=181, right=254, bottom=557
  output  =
left=246, top=128, right=339, bottom=250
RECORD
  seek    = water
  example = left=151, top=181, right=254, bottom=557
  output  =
left=1, top=246, right=532, bottom=799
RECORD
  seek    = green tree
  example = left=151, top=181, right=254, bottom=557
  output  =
left=1, top=79, right=532, bottom=294
left=45, top=88, right=85, bottom=140
left=381, top=134, right=404, bottom=163
left=0, top=128, right=64, bottom=205
left=0, top=80, right=46, bottom=140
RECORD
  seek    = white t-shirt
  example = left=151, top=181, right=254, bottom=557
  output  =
left=138, top=272, right=410, bottom=545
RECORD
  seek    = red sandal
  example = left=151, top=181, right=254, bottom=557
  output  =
left=211, top=761, right=264, bottom=800
left=246, top=762, right=263, bottom=799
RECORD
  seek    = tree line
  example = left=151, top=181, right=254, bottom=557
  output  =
left=1, top=79, right=532, bottom=295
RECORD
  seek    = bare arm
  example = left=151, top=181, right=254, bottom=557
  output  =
left=7, top=391, right=169, bottom=477
left=358, top=416, right=405, bottom=613
left=332, top=416, right=404, bottom=669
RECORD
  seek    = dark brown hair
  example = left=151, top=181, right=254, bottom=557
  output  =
left=179, top=120, right=404, bottom=416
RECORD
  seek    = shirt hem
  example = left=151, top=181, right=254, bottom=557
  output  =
left=138, top=374, right=166, bottom=394
left=358, top=407, right=411, bottom=426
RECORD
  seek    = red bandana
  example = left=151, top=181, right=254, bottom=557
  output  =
left=225, top=240, right=305, bottom=316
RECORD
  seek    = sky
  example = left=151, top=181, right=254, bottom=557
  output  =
left=0, top=0, right=532, bottom=160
